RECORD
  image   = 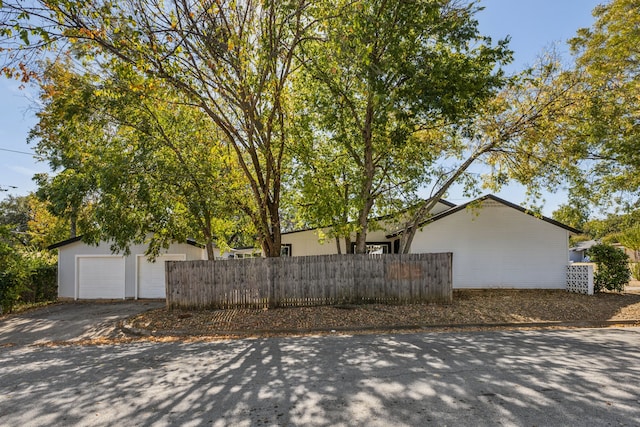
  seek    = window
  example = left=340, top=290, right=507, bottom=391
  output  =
left=350, top=242, right=391, bottom=254
left=235, top=252, right=261, bottom=259
left=281, top=244, right=292, bottom=257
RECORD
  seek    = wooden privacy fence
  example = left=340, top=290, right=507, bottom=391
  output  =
left=166, top=253, right=452, bottom=309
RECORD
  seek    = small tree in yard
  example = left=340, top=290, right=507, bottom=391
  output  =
left=588, top=244, right=631, bottom=292
left=619, top=225, right=640, bottom=280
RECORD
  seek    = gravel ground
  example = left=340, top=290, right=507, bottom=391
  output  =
left=126, top=289, right=640, bottom=338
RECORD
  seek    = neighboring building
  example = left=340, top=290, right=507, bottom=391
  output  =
left=50, top=237, right=206, bottom=300
left=569, top=240, right=598, bottom=263
left=610, top=243, right=640, bottom=263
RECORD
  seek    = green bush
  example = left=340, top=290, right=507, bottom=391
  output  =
left=0, top=270, right=28, bottom=314
left=588, top=244, right=631, bottom=292
left=0, top=249, right=57, bottom=314
left=21, top=265, right=58, bottom=303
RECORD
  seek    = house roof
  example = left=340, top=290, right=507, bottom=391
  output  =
left=47, top=236, right=83, bottom=250
left=385, top=194, right=583, bottom=238
left=47, top=236, right=204, bottom=250
left=281, top=198, right=456, bottom=236
left=569, top=240, right=598, bottom=252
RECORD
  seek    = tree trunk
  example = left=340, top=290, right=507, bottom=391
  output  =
left=354, top=95, right=376, bottom=254
left=399, top=149, right=489, bottom=254
left=205, top=241, right=216, bottom=260
left=70, top=215, right=77, bottom=238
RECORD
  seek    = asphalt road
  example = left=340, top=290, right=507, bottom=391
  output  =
left=1, top=327, right=640, bottom=426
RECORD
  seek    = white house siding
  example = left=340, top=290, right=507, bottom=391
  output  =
left=409, top=200, right=570, bottom=289
left=281, top=201, right=454, bottom=256
left=280, top=228, right=343, bottom=257
left=281, top=227, right=395, bottom=256
left=57, top=240, right=205, bottom=299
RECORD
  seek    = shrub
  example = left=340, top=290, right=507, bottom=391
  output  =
left=588, top=244, right=631, bottom=292
left=0, top=248, right=57, bottom=314
left=0, top=269, right=28, bottom=314
left=21, top=266, right=58, bottom=303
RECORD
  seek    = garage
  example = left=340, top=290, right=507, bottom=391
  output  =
left=136, top=254, right=186, bottom=298
left=51, top=236, right=206, bottom=300
left=77, top=256, right=126, bottom=299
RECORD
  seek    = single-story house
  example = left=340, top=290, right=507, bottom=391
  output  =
left=569, top=240, right=598, bottom=262
left=49, top=237, right=207, bottom=300
left=281, top=195, right=581, bottom=289
left=51, top=194, right=580, bottom=299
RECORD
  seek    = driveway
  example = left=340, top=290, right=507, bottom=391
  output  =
left=1, top=328, right=640, bottom=426
left=0, top=301, right=164, bottom=346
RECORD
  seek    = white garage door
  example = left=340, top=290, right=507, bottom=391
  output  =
left=137, top=254, right=186, bottom=299
left=77, top=256, right=126, bottom=299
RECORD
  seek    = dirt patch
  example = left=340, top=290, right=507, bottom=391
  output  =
left=126, top=289, right=640, bottom=337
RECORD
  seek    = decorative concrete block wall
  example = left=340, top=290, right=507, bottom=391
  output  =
left=567, top=263, right=594, bottom=295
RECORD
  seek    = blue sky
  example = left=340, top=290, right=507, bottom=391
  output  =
left=0, top=0, right=604, bottom=215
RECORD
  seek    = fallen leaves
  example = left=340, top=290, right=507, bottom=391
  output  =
left=127, top=289, right=640, bottom=337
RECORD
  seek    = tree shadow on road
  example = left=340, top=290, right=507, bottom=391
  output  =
left=1, top=328, right=640, bottom=426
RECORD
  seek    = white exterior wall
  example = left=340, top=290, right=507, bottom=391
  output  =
left=281, top=228, right=343, bottom=256
left=281, top=201, right=454, bottom=256
left=57, top=240, right=205, bottom=299
left=281, top=227, right=395, bottom=256
left=410, top=200, right=570, bottom=289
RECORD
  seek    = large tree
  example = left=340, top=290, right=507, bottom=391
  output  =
left=295, top=0, right=511, bottom=253
left=568, top=0, right=640, bottom=209
left=30, top=58, right=251, bottom=259
left=0, top=193, right=68, bottom=249
left=395, top=53, right=586, bottom=253
left=1, top=0, right=323, bottom=256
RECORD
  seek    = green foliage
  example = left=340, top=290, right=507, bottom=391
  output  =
left=0, top=270, right=25, bottom=314
left=601, top=233, right=621, bottom=245
left=0, top=261, right=57, bottom=314
left=23, top=265, right=57, bottom=303
left=582, top=210, right=640, bottom=241
left=630, top=263, right=640, bottom=281
left=295, top=0, right=511, bottom=253
left=0, top=225, right=28, bottom=313
left=0, top=195, right=30, bottom=245
left=552, top=198, right=590, bottom=231
left=588, top=243, right=631, bottom=292
left=30, top=59, right=252, bottom=259
left=0, top=0, right=606, bottom=256
left=0, top=193, right=69, bottom=249
left=0, top=223, right=58, bottom=313
left=619, top=225, right=640, bottom=253
left=567, top=0, right=640, bottom=208
left=7, top=0, right=316, bottom=256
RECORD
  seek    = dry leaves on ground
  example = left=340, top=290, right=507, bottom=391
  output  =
left=127, top=289, right=640, bottom=337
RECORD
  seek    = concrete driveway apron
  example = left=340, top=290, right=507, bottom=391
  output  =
left=0, top=301, right=163, bottom=346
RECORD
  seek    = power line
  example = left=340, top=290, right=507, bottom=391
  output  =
left=0, top=147, right=36, bottom=156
